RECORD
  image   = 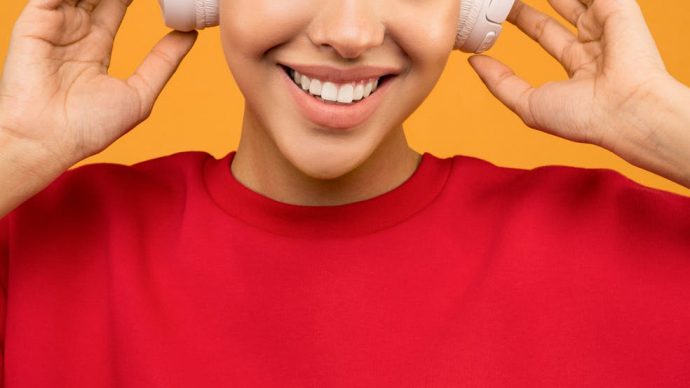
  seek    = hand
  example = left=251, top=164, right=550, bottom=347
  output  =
left=0, top=0, right=197, bottom=168
left=467, top=0, right=690, bottom=185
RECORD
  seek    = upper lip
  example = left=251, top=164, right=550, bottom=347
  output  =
left=280, top=63, right=401, bottom=83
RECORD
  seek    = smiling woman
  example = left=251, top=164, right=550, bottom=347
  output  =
left=218, top=0, right=462, bottom=200
left=1, top=0, right=690, bottom=386
left=2, top=0, right=687, bottom=195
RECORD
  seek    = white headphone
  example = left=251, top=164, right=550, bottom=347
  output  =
left=158, top=0, right=515, bottom=53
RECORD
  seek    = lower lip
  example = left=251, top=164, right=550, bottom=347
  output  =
left=280, top=66, right=394, bottom=130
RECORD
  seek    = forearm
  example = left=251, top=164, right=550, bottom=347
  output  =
left=0, top=126, right=70, bottom=218
left=612, top=77, right=690, bottom=189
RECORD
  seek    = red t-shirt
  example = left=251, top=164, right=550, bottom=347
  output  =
left=1, top=151, right=689, bottom=387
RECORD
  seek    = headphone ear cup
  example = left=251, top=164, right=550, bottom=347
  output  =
left=455, top=0, right=483, bottom=51
left=159, top=0, right=220, bottom=31
left=455, top=0, right=515, bottom=53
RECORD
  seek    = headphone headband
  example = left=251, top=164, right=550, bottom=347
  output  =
left=158, top=0, right=515, bottom=53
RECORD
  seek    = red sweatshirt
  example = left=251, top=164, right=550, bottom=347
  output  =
left=1, top=151, right=689, bottom=387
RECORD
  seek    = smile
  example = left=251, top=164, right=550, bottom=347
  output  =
left=278, top=64, right=398, bottom=130
left=283, top=66, right=381, bottom=105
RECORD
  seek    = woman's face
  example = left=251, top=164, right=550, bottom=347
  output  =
left=220, top=0, right=459, bottom=179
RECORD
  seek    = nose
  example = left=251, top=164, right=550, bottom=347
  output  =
left=306, top=0, right=386, bottom=59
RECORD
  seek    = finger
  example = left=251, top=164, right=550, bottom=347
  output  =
left=76, top=0, right=102, bottom=12
left=508, top=1, right=579, bottom=72
left=126, top=30, right=198, bottom=117
left=467, top=54, right=538, bottom=129
left=588, top=0, right=664, bottom=68
left=14, top=0, right=91, bottom=47
left=92, top=0, right=133, bottom=39
left=547, top=0, right=587, bottom=27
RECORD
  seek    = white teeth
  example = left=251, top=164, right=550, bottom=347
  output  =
left=337, top=83, right=354, bottom=103
left=353, top=83, right=364, bottom=101
left=289, top=68, right=382, bottom=104
left=300, top=74, right=311, bottom=91
left=321, top=82, right=338, bottom=102
left=363, top=81, right=373, bottom=98
left=309, top=79, right=322, bottom=95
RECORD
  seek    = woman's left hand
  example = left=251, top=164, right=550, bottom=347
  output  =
left=468, top=0, right=690, bottom=188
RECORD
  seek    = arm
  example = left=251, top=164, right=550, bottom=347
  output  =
left=612, top=78, right=690, bottom=189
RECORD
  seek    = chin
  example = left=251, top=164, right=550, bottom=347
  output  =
left=283, top=143, right=369, bottom=181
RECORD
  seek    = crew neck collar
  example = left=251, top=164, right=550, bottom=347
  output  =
left=203, top=151, right=451, bottom=238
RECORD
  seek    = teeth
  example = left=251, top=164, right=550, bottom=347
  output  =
left=337, top=83, right=354, bottom=103
left=309, top=79, right=322, bottom=95
left=321, top=82, right=338, bottom=102
left=363, top=81, right=373, bottom=98
left=300, top=75, right=310, bottom=91
left=288, top=68, right=381, bottom=104
left=353, top=83, right=364, bottom=101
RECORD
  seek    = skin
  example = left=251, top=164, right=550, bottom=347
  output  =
left=223, top=0, right=458, bottom=205
left=0, top=0, right=689, bottom=216
left=224, top=0, right=690, bottom=205
left=469, top=0, right=690, bottom=189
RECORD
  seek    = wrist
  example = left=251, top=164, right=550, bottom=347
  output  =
left=0, top=123, right=75, bottom=217
left=605, top=76, right=690, bottom=188
left=0, top=121, right=72, bottom=184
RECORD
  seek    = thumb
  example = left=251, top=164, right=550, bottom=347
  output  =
left=127, top=30, right=198, bottom=117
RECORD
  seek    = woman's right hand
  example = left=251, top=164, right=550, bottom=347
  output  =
left=0, top=0, right=197, bottom=168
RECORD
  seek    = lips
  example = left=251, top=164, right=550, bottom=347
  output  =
left=278, top=63, right=398, bottom=130
left=280, top=63, right=400, bottom=84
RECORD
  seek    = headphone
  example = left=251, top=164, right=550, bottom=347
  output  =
left=158, top=0, right=515, bottom=53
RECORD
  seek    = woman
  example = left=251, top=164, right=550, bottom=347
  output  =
left=0, top=0, right=689, bottom=386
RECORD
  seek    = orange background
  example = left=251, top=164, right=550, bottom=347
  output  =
left=1, top=0, right=689, bottom=196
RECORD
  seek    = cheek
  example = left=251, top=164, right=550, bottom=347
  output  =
left=387, top=0, right=459, bottom=71
left=220, top=0, right=314, bottom=59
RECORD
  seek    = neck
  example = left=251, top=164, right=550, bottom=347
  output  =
left=230, top=118, right=422, bottom=206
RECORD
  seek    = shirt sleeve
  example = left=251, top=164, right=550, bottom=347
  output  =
left=609, top=172, right=690, bottom=250
left=533, top=165, right=690, bottom=268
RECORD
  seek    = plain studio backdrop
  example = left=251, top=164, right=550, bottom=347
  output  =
left=0, top=0, right=689, bottom=196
